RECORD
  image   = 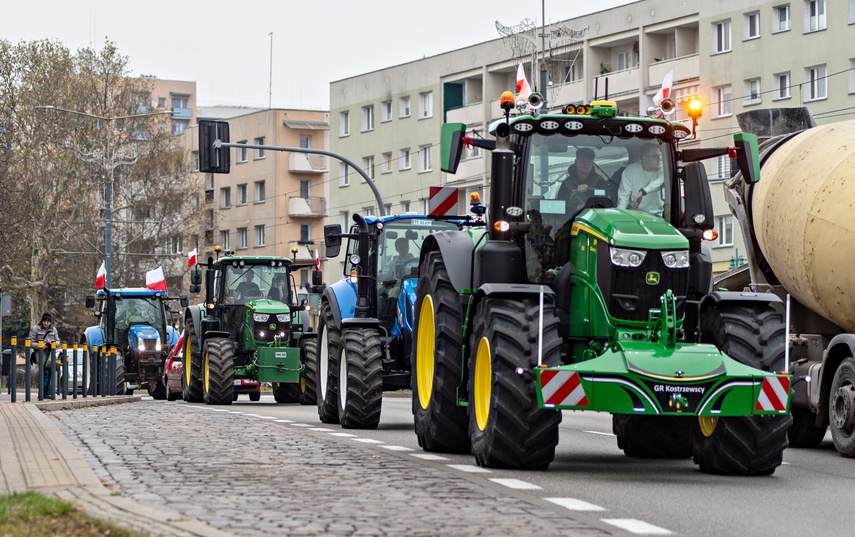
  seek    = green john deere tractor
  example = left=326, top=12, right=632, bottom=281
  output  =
left=411, top=91, right=791, bottom=475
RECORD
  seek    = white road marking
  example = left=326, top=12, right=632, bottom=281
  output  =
left=601, top=519, right=671, bottom=535
left=329, top=432, right=358, bottom=437
left=351, top=438, right=385, bottom=444
left=489, top=478, right=541, bottom=490
left=255, top=415, right=277, bottom=419
left=273, top=419, right=293, bottom=423
left=410, top=453, right=449, bottom=461
left=309, top=428, right=334, bottom=432
left=208, top=409, right=230, bottom=412
left=447, top=464, right=492, bottom=473
left=584, top=430, right=615, bottom=437
left=544, top=497, right=606, bottom=511
left=379, top=445, right=414, bottom=451
left=290, top=423, right=312, bottom=427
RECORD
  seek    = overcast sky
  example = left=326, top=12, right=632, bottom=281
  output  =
left=3, top=0, right=634, bottom=110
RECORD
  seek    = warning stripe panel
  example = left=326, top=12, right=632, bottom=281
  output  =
left=755, top=377, right=790, bottom=412
left=541, top=370, right=589, bottom=407
left=429, top=186, right=458, bottom=216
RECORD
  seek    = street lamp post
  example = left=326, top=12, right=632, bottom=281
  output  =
left=35, top=106, right=173, bottom=288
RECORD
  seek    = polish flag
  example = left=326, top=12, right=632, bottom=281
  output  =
left=95, top=261, right=106, bottom=289
left=146, top=266, right=168, bottom=291
left=314, top=249, right=321, bottom=271
left=652, top=71, right=674, bottom=117
left=187, top=247, right=198, bottom=267
left=515, top=63, right=532, bottom=101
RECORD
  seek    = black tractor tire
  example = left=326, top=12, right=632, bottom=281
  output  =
left=273, top=382, right=302, bottom=404
left=316, top=301, right=341, bottom=423
left=612, top=415, right=693, bottom=458
left=338, top=327, right=384, bottom=429
left=695, top=303, right=791, bottom=475
left=182, top=318, right=204, bottom=403
left=412, top=250, right=470, bottom=453
left=468, top=296, right=562, bottom=469
left=202, top=338, right=234, bottom=405
left=829, top=358, right=855, bottom=457
left=300, top=338, right=318, bottom=406
left=789, top=408, right=827, bottom=448
left=249, top=391, right=261, bottom=402
left=149, top=378, right=167, bottom=400
left=115, top=354, right=126, bottom=395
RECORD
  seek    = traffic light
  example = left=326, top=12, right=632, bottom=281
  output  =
left=198, top=120, right=230, bottom=174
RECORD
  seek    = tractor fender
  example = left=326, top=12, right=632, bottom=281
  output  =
left=472, top=283, right=556, bottom=312
left=322, top=279, right=357, bottom=327
left=166, top=325, right=179, bottom=346
left=184, top=305, right=204, bottom=344
left=81, top=326, right=105, bottom=352
left=421, top=230, right=478, bottom=294
left=816, top=333, right=855, bottom=423
left=698, top=290, right=783, bottom=321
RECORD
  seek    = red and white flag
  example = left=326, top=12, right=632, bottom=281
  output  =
left=187, top=247, right=198, bottom=267
left=652, top=70, right=674, bottom=117
left=95, top=261, right=106, bottom=289
left=314, top=249, right=321, bottom=271
left=515, top=63, right=531, bottom=101
left=146, top=266, right=168, bottom=291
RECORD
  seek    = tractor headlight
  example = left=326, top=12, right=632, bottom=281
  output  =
left=155, top=335, right=162, bottom=352
left=253, top=313, right=270, bottom=322
left=276, top=313, right=291, bottom=323
left=661, top=250, right=689, bottom=269
left=136, top=336, right=144, bottom=351
left=610, top=247, right=646, bottom=268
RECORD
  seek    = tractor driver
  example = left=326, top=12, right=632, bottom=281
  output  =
left=235, top=269, right=260, bottom=299
left=380, top=238, right=416, bottom=299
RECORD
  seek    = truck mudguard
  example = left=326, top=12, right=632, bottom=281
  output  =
left=818, top=334, right=855, bottom=411
left=421, top=230, right=479, bottom=294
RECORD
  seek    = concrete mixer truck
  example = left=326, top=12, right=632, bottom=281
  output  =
left=717, top=108, right=855, bottom=457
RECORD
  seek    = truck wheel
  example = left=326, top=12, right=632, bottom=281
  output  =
left=316, top=302, right=341, bottom=423
left=789, top=408, right=827, bottom=448
left=202, top=338, right=234, bottom=405
left=612, top=415, right=692, bottom=458
left=412, top=251, right=470, bottom=453
left=695, top=303, right=792, bottom=475
left=338, top=328, right=383, bottom=429
left=149, top=378, right=167, bottom=400
left=469, top=296, right=562, bottom=469
left=829, top=358, right=855, bottom=456
left=300, top=338, right=318, bottom=405
left=273, top=382, right=301, bottom=403
left=182, top=318, right=203, bottom=403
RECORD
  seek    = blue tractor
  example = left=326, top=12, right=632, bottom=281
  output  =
left=83, top=288, right=186, bottom=396
left=314, top=213, right=481, bottom=428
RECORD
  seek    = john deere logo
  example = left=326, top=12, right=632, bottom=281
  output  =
left=269, top=323, right=277, bottom=330
left=645, top=272, right=660, bottom=285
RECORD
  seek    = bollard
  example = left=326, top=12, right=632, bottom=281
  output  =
left=72, top=344, right=78, bottom=399
left=24, top=341, right=31, bottom=402
left=61, top=343, right=68, bottom=400
left=37, top=342, right=45, bottom=401
left=49, top=343, right=57, bottom=401
left=92, top=345, right=99, bottom=396
left=9, top=337, right=16, bottom=403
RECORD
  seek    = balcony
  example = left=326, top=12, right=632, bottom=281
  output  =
left=598, top=67, right=642, bottom=98
left=288, top=196, right=327, bottom=218
left=446, top=103, right=484, bottom=125
left=172, top=107, right=193, bottom=119
left=289, top=153, right=328, bottom=173
left=550, top=80, right=587, bottom=108
left=648, top=54, right=700, bottom=88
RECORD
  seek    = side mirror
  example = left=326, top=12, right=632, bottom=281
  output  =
left=733, top=132, right=760, bottom=184
left=190, top=268, right=202, bottom=286
left=179, top=295, right=189, bottom=308
left=312, top=270, right=323, bottom=286
left=682, top=162, right=714, bottom=231
left=324, top=224, right=342, bottom=258
left=85, top=296, right=95, bottom=309
left=441, top=122, right=467, bottom=174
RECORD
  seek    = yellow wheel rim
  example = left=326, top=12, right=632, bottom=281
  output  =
left=416, top=295, right=436, bottom=410
left=184, top=336, right=192, bottom=386
left=203, top=349, right=210, bottom=393
left=300, top=376, right=307, bottom=395
left=474, top=337, right=492, bottom=431
left=699, top=416, right=718, bottom=437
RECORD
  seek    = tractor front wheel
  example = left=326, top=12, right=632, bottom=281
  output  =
left=149, top=378, right=167, bottom=400
left=469, top=296, right=562, bottom=469
left=338, top=328, right=383, bottom=429
left=182, top=318, right=203, bottom=403
left=273, top=382, right=301, bottom=403
left=612, top=415, right=692, bottom=458
left=300, top=338, right=318, bottom=405
left=202, top=338, right=234, bottom=405
left=115, top=352, right=126, bottom=395
left=316, top=302, right=341, bottom=423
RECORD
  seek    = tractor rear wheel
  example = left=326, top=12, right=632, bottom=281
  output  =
left=788, top=408, right=827, bottom=448
left=149, top=378, right=167, bottom=400
left=316, top=302, right=341, bottom=423
left=115, top=352, right=126, bottom=395
left=273, top=382, right=301, bottom=403
left=412, top=251, right=470, bottom=453
left=469, top=296, right=562, bottom=469
left=612, top=415, right=692, bottom=458
left=202, top=338, right=234, bottom=405
left=338, top=327, right=383, bottom=429
left=829, top=358, right=855, bottom=456
left=182, top=318, right=203, bottom=403
left=695, top=303, right=791, bottom=475
left=300, top=338, right=318, bottom=405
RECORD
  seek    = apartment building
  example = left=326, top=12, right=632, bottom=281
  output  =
left=330, top=0, right=855, bottom=273
left=185, top=108, right=331, bottom=290
left=147, top=78, right=197, bottom=135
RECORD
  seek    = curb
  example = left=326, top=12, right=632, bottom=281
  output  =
left=34, top=395, right=142, bottom=411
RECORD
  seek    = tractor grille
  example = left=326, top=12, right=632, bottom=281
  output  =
left=252, top=318, right=290, bottom=343
left=142, top=339, right=159, bottom=351
left=599, top=249, right=688, bottom=322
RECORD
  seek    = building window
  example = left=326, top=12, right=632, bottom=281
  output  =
left=804, top=0, right=826, bottom=32
left=300, top=135, right=311, bottom=149
left=399, top=96, right=411, bottom=118
left=714, top=85, right=733, bottom=117
left=237, top=184, right=247, bottom=205
left=716, top=216, right=734, bottom=247
left=340, top=211, right=349, bottom=229
left=744, top=78, right=761, bottom=105
left=419, top=92, right=433, bottom=119
left=300, top=224, right=311, bottom=242
left=773, top=4, right=790, bottom=32
left=616, top=51, right=630, bottom=71
left=237, top=228, right=248, bottom=249
left=254, top=180, right=266, bottom=202
left=381, top=152, right=392, bottom=174
left=361, top=105, right=374, bottom=132
left=219, top=230, right=230, bottom=250
left=744, top=11, right=760, bottom=39
left=237, top=141, right=247, bottom=163
left=361, top=156, right=374, bottom=182
left=716, top=155, right=732, bottom=180
left=849, top=59, right=855, bottom=94
left=191, top=150, right=199, bottom=172
left=712, top=20, right=732, bottom=53
left=464, top=141, right=482, bottom=160
left=400, top=201, right=410, bottom=213
left=219, top=187, right=231, bottom=209
left=418, top=145, right=432, bottom=173
left=805, top=64, right=827, bottom=101
left=254, top=137, right=265, bottom=159
left=381, top=100, right=392, bottom=122
left=172, top=121, right=187, bottom=135
left=363, top=206, right=375, bottom=217
left=340, top=110, right=350, bottom=137
left=773, top=72, right=791, bottom=99
left=157, top=97, right=167, bottom=108
left=254, top=225, right=265, bottom=247
left=339, top=163, right=350, bottom=187
left=300, top=179, right=310, bottom=198
left=850, top=0, right=855, bottom=23
left=399, top=148, right=411, bottom=170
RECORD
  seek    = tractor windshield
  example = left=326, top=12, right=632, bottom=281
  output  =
left=520, top=133, right=673, bottom=282
left=112, top=297, right=165, bottom=342
left=224, top=265, right=292, bottom=304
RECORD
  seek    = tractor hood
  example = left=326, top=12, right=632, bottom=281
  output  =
left=574, top=208, right=688, bottom=250
left=128, top=324, right=162, bottom=352
left=246, top=298, right=291, bottom=315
